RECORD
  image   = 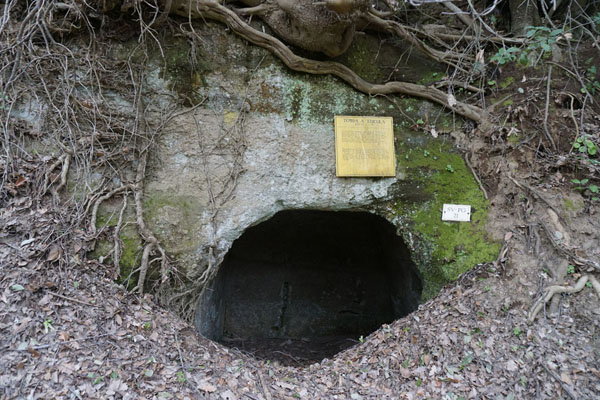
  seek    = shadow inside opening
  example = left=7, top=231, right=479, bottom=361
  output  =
left=195, top=210, right=423, bottom=365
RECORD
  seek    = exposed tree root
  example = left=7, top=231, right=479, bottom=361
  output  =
left=90, top=186, right=128, bottom=236
left=169, top=0, right=490, bottom=129
left=363, top=13, right=469, bottom=69
left=132, top=147, right=169, bottom=295
left=41, top=153, right=71, bottom=199
left=538, top=218, right=600, bottom=273
left=528, top=274, right=600, bottom=323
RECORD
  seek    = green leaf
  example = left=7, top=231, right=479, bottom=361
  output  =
left=572, top=179, right=581, bottom=184
left=541, top=43, right=552, bottom=52
left=11, top=284, right=25, bottom=291
left=589, top=185, right=599, bottom=193
left=581, top=179, right=589, bottom=184
left=573, top=142, right=581, bottom=148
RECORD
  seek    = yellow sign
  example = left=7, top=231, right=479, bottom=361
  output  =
left=334, top=116, right=396, bottom=177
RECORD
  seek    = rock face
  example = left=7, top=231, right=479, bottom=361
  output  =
left=137, top=23, right=500, bottom=304
left=8, top=17, right=497, bottom=353
left=147, top=108, right=400, bottom=273
left=53, top=22, right=498, bottom=322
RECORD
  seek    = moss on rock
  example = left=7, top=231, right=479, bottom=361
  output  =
left=393, top=136, right=500, bottom=299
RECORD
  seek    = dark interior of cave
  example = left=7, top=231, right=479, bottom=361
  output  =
left=195, top=210, right=423, bottom=365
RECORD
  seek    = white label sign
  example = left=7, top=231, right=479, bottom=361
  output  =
left=442, top=204, right=471, bottom=222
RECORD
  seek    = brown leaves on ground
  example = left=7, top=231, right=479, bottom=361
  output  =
left=1, top=244, right=599, bottom=399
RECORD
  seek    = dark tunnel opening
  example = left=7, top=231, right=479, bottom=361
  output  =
left=194, top=210, right=423, bottom=364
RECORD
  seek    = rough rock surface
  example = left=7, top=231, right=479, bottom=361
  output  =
left=134, top=24, right=499, bottom=295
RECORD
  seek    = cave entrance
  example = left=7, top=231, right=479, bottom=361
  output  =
left=195, top=210, right=423, bottom=365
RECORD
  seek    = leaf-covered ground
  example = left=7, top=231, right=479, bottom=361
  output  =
left=1, top=188, right=599, bottom=399
left=1, top=6, right=600, bottom=398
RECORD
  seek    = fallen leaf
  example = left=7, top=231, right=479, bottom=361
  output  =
left=560, top=372, right=572, bottom=385
left=506, top=360, right=518, bottom=372
left=20, top=238, right=36, bottom=247
left=14, top=176, right=26, bottom=187
left=220, top=390, right=237, bottom=400
left=46, top=245, right=60, bottom=262
left=199, top=382, right=217, bottom=393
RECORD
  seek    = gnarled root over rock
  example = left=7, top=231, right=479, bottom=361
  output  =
left=528, top=274, right=600, bottom=323
left=167, top=0, right=489, bottom=128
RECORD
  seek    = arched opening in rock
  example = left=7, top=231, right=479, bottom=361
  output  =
left=195, top=210, right=423, bottom=365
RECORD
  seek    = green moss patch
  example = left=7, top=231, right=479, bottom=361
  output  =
left=395, top=138, right=500, bottom=299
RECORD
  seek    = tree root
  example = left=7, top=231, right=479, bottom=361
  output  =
left=90, top=186, right=128, bottom=236
left=132, top=147, right=169, bottom=295
left=363, top=13, right=469, bottom=70
left=528, top=274, right=600, bottom=323
left=169, top=0, right=489, bottom=128
left=42, top=153, right=71, bottom=199
left=537, top=217, right=600, bottom=272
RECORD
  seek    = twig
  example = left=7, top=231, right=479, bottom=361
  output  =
left=48, top=291, right=97, bottom=307
left=538, top=219, right=600, bottom=272
left=540, top=361, right=578, bottom=400
left=566, top=94, right=580, bottom=153
left=542, top=65, right=557, bottom=151
left=507, top=175, right=565, bottom=226
left=441, top=2, right=477, bottom=31
left=464, top=153, right=488, bottom=200
left=20, top=333, right=113, bottom=350
left=272, top=350, right=302, bottom=364
left=258, top=370, right=273, bottom=400
left=173, top=329, right=187, bottom=370
left=130, top=77, right=168, bottom=295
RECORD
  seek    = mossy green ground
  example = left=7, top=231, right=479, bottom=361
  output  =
left=89, top=204, right=142, bottom=290
left=394, top=137, right=500, bottom=299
